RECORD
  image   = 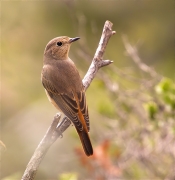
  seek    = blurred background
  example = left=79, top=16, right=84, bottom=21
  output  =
left=1, top=1, right=175, bottom=180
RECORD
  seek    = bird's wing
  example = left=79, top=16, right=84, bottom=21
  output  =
left=77, top=91, right=90, bottom=132
left=42, top=71, right=83, bottom=131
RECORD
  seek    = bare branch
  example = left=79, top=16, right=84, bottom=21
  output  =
left=21, top=20, right=115, bottom=180
left=122, top=35, right=161, bottom=79
left=21, top=114, right=62, bottom=180
left=83, top=20, right=115, bottom=90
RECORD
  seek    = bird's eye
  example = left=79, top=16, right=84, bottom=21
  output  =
left=57, top=42, right=62, bottom=46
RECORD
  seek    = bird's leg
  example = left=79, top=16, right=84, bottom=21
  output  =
left=55, top=115, right=72, bottom=138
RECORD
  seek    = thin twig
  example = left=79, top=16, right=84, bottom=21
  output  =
left=21, top=20, right=115, bottom=180
left=122, top=35, right=161, bottom=79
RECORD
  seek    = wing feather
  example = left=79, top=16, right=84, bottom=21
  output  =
left=77, top=92, right=90, bottom=131
left=42, top=73, right=83, bottom=130
left=42, top=67, right=90, bottom=131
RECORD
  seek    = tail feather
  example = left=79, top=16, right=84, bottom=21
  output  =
left=77, top=130, right=93, bottom=156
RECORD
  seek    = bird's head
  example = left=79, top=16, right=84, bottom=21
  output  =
left=44, top=36, right=80, bottom=60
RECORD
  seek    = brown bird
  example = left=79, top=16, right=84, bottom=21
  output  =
left=41, top=36, right=93, bottom=156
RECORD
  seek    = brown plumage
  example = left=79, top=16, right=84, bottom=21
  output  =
left=41, top=36, right=93, bottom=156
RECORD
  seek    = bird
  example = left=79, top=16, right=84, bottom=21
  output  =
left=41, top=36, right=93, bottom=156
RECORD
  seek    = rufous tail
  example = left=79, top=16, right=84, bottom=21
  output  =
left=77, top=130, right=93, bottom=156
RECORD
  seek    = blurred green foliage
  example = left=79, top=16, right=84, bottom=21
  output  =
left=144, top=101, right=158, bottom=119
left=59, top=173, right=78, bottom=180
left=1, top=0, right=175, bottom=180
left=156, top=78, right=175, bottom=110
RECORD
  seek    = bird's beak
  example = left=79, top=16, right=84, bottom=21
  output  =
left=69, top=37, right=80, bottom=43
